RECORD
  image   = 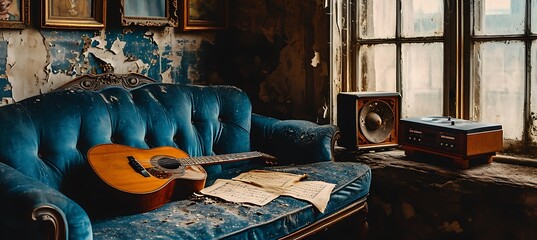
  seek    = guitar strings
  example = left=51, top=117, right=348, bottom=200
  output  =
left=153, top=152, right=262, bottom=168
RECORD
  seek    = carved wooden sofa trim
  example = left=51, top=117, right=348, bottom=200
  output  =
left=54, top=73, right=156, bottom=92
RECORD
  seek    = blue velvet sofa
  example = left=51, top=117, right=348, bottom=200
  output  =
left=0, top=74, right=371, bottom=239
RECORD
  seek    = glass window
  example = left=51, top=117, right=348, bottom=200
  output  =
left=470, top=41, right=525, bottom=140
left=473, top=0, right=525, bottom=35
left=401, top=0, right=444, bottom=37
left=358, top=0, right=396, bottom=39
left=533, top=2, right=537, bottom=34
left=401, top=43, right=444, bottom=117
left=357, top=44, right=396, bottom=92
left=349, top=0, right=537, bottom=149
left=355, top=0, right=444, bottom=119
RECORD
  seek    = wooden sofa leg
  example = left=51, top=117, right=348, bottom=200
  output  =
left=32, top=205, right=67, bottom=240
left=357, top=202, right=369, bottom=240
left=301, top=201, right=369, bottom=240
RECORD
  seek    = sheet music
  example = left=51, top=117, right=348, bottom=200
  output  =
left=201, top=170, right=334, bottom=213
left=232, top=170, right=307, bottom=189
left=200, top=179, right=279, bottom=206
left=281, top=181, right=335, bottom=213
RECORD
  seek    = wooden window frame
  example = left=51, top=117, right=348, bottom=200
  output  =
left=341, top=0, right=537, bottom=152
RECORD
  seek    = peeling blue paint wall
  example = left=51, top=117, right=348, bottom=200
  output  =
left=0, top=40, right=12, bottom=104
left=104, top=28, right=161, bottom=78
left=42, top=31, right=94, bottom=76
left=0, top=27, right=217, bottom=102
left=40, top=28, right=215, bottom=84
left=0, top=0, right=331, bottom=123
left=0, top=41, right=6, bottom=75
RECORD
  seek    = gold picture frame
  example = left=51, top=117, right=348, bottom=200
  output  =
left=182, top=0, right=227, bottom=31
left=42, top=0, right=106, bottom=29
left=0, top=0, right=30, bottom=29
left=121, top=0, right=178, bottom=27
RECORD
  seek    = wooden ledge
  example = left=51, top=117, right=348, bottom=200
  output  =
left=335, top=147, right=537, bottom=239
left=335, top=148, right=537, bottom=189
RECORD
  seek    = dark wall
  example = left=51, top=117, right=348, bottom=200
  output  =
left=217, top=0, right=331, bottom=122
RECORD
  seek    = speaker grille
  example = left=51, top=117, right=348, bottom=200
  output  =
left=359, top=99, right=395, bottom=143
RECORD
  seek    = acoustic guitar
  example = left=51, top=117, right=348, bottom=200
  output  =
left=87, top=143, right=270, bottom=213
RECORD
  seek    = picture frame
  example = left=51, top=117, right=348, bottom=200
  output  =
left=121, top=0, right=178, bottom=27
left=0, top=0, right=30, bottom=29
left=182, top=0, right=227, bottom=31
left=42, top=0, right=106, bottom=29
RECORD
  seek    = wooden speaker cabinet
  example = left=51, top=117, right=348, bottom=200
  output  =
left=337, top=92, right=400, bottom=150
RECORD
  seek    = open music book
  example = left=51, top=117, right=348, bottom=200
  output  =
left=200, top=170, right=335, bottom=213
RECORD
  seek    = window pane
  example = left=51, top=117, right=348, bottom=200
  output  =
left=471, top=41, right=524, bottom=140
left=530, top=41, right=537, bottom=143
left=473, top=0, right=525, bottom=35
left=357, top=44, right=396, bottom=92
left=401, top=0, right=444, bottom=37
left=401, top=43, right=443, bottom=117
left=533, top=1, right=537, bottom=34
left=358, top=0, right=396, bottom=39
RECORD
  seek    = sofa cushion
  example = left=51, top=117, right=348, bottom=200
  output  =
left=0, top=84, right=252, bottom=192
left=99, top=84, right=253, bottom=176
left=91, top=161, right=371, bottom=239
left=0, top=90, right=112, bottom=190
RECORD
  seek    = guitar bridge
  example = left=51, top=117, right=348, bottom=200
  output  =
left=127, top=156, right=150, bottom=177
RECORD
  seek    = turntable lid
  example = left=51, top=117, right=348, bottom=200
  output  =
left=400, top=117, right=502, bottom=134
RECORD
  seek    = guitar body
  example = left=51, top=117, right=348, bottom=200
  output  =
left=87, top=144, right=207, bottom=213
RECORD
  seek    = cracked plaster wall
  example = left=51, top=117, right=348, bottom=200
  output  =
left=0, top=27, right=215, bottom=105
left=0, top=1, right=331, bottom=123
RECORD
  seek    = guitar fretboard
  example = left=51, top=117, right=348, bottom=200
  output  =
left=178, top=152, right=264, bottom=166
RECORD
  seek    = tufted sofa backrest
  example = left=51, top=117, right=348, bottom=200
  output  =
left=0, top=84, right=252, bottom=191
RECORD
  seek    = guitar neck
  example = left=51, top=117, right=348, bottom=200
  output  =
left=179, top=152, right=264, bottom=166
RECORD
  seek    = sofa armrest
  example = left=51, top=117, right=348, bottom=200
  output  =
left=0, top=162, right=92, bottom=240
left=250, top=113, right=340, bottom=164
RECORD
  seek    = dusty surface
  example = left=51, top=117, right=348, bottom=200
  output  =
left=335, top=148, right=537, bottom=240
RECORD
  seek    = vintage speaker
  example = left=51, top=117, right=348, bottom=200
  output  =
left=337, top=92, right=400, bottom=150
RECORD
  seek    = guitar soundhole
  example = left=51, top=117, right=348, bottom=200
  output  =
left=149, top=155, right=186, bottom=177
left=157, top=157, right=181, bottom=169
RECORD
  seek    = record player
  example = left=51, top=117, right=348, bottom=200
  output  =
left=399, top=116, right=503, bottom=168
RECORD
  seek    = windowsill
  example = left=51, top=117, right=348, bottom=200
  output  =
left=494, top=153, right=537, bottom=168
left=334, top=147, right=537, bottom=239
left=334, top=146, right=537, bottom=189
